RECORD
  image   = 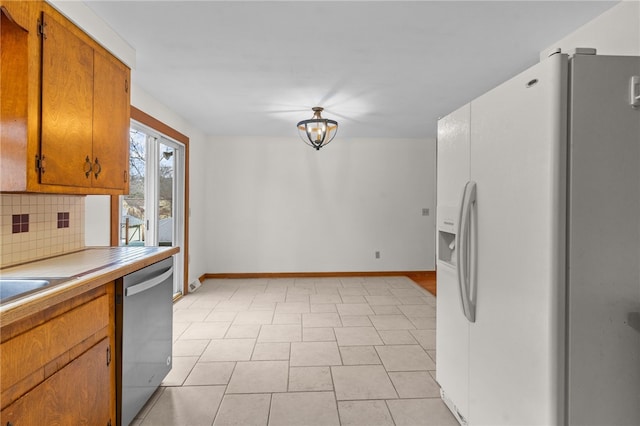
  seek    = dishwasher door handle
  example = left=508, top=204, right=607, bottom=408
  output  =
left=125, top=267, right=174, bottom=297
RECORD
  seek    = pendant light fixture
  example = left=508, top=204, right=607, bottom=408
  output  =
left=296, top=107, right=338, bottom=150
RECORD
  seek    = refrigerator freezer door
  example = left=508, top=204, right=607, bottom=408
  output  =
left=437, top=262, right=471, bottom=425
left=566, top=55, right=640, bottom=425
left=437, top=103, right=471, bottom=424
left=437, top=103, right=471, bottom=209
left=468, top=53, right=568, bottom=425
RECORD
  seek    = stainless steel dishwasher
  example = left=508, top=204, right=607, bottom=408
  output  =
left=116, top=257, right=174, bottom=426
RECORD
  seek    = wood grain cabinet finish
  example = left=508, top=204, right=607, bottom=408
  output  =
left=0, top=1, right=130, bottom=195
left=0, top=285, right=115, bottom=426
left=1, top=338, right=111, bottom=426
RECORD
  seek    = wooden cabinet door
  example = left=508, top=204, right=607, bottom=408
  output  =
left=0, top=338, right=111, bottom=425
left=40, top=11, right=94, bottom=188
left=93, top=50, right=130, bottom=191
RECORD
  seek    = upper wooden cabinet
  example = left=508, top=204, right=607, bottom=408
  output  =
left=0, top=1, right=130, bottom=194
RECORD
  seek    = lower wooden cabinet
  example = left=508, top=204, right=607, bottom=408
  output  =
left=0, top=284, right=115, bottom=425
left=1, top=338, right=111, bottom=425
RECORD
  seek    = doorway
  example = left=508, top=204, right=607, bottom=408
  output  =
left=119, top=122, right=186, bottom=297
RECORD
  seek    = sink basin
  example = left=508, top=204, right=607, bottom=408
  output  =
left=0, top=278, right=69, bottom=303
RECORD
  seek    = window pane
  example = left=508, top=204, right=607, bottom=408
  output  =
left=121, top=129, right=146, bottom=246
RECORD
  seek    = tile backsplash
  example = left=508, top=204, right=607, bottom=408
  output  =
left=1, top=194, right=85, bottom=268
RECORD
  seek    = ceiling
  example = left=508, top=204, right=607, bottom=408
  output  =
left=84, top=1, right=617, bottom=140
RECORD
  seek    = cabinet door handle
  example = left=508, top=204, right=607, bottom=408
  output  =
left=93, top=158, right=102, bottom=179
left=84, top=156, right=92, bottom=178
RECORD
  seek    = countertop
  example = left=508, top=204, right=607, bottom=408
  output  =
left=0, top=246, right=179, bottom=326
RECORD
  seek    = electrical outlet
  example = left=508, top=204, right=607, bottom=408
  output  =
left=422, top=208, right=430, bottom=216
left=375, top=251, right=380, bottom=259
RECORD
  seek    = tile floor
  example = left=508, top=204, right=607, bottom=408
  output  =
left=132, top=276, right=457, bottom=426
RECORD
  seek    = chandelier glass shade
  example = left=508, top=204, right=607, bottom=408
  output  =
left=296, top=107, right=338, bottom=150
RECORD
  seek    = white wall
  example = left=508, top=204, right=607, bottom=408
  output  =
left=206, top=136, right=436, bottom=273
left=542, top=1, right=640, bottom=57
left=48, top=0, right=135, bottom=67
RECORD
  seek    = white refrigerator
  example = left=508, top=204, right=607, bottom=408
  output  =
left=436, top=51, right=640, bottom=426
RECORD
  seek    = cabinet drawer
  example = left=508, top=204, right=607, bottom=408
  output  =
left=0, top=337, right=111, bottom=425
left=0, top=294, right=109, bottom=404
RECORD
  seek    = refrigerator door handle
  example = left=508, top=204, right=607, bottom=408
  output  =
left=455, top=185, right=468, bottom=319
left=456, top=181, right=475, bottom=322
left=467, top=181, right=477, bottom=323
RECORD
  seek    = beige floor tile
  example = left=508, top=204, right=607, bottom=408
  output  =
left=252, top=342, right=291, bottom=360
left=258, top=324, right=302, bottom=342
left=410, top=329, right=437, bottom=350
left=288, top=287, right=314, bottom=295
left=409, top=316, right=437, bottom=329
left=272, top=313, right=301, bottom=325
left=375, top=345, right=435, bottom=371
left=188, top=298, right=224, bottom=310
left=141, top=385, right=225, bottom=425
left=161, top=356, right=197, bottom=386
left=173, top=322, right=189, bottom=341
left=340, top=315, right=372, bottom=327
left=340, top=295, right=367, bottom=303
left=388, top=371, right=441, bottom=398
left=315, top=287, right=341, bottom=295
left=387, top=398, right=458, bottom=426
left=316, top=279, right=342, bottom=287
left=173, top=308, right=212, bottom=322
left=310, top=303, right=337, bottom=313
left=336, top=303, right=375, bottom=316
left=302, top=312, right=342, bottom=327
left=389, top=289, right=425, bottom=299
left=334, top=327, right=383, bottom=346
left=310, top=294, right=343, bottom=304
left=173, top=339, right=210, bottom=356
left=364, top=286, right=393, bottom=296
left=339, top=346, right=381, bottom=365
left=233, top=310, right=274, bottom=325
left=215, top=301, right=251, bottom=311
left=371, top=305, right=402, bottom=315
left=369, top=315, right=416, bottom=330
left=205, top=311, right=238, bottom=322
left=290, top=341, right=342, bottom=366
left=396, top=296, right=429, bottom=305
left=303, top=327, right=336, bottom=342
left=275, top=302, right=310, bottom=314
left=339, top=288, right=369, bottom=296
left=200, top=339, right=255, bottom=361
left=134, top=386, right=165, bottom=421
left=285, top=294, right=310, bottom=303
left=377, top=330, right=417, bottom=345
left=398, top=304, right=436, bottom=317
left=253, top=293, right=286, bottom=303
left=184, top=361, right=235, bottom=386
left=288, top=366, right=333, bottom=391
left=180, top=321, right=231, bottom=339
left=213, top=394, right=271, bottom=426
left=427, top=349, right=436, bottom=364
left=227, top=361, right=289, bottom=393
left=249, top=302, right=277, bottom=311
left=338, top=400, right=395, bottom=426
left=269, top=392, right=340, bottom=426
left=225, top=324, right=261, bottom=338
left=340, top=279, right=365, bottom=287
left=364, top=296, right=401, bottom=306
left=332, top=365, right=398, bottom=400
